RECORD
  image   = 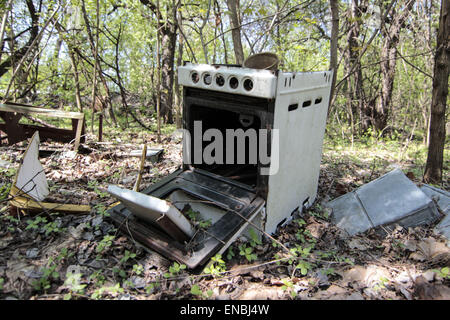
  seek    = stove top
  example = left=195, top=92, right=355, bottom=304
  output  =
left=178, top=62, right=278, bottom=99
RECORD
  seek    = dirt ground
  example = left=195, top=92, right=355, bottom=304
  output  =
left=0, top=131, right=449, bottom=300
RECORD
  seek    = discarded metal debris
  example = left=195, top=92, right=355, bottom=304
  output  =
left=420, top=184, right=450, bottom=215
left=108, top=169, right=265, bottom=268
left=14, top=131, right=49, bottom=202
left=9, top=131, right=91, bottom=215
left=326, top=169, right=441, bottom=236
left=107, top=62, right=333, bottom=268
left=420, top=184, right=450, bottom=242
left=107, top=185, right=195, bottom=242
left=128, top=147, right=163, bottom=163
left=435, top=215, right=450, bottom=244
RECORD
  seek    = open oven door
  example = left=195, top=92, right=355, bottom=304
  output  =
left=108, top=168, right=265, bottom=269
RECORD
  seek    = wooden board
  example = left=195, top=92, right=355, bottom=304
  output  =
left=9, top=186, right=91, bottom=214
left=0, top=103, right=85, bottom=150
left=0, top=103, right=84, bottom=119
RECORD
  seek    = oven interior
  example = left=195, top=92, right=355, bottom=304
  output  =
left=188, top=104, right=261, bottom=188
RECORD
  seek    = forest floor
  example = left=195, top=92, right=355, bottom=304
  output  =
left=0, top=128, right=449, bottom=300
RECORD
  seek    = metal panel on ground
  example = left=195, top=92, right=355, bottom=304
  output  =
left=327, top=169, right=440, bottom=236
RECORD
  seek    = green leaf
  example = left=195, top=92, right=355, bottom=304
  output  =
left=191, top=284, right=202, bottom=296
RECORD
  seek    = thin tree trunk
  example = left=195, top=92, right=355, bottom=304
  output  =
left=139, top=0, right=178, bottom=125
left=175, top=3, right=197, bottom=63
left=174, top=31, right=183, bottom=129
left=155, top=0, right=162, bottom=142
left=226, top=0, right=244, bottom=65
left=113, top=23, right=129, bottom=128
left=49, top=35, right=62, bottom=94
left=68, top=48, right=83, bottom=111
left=423, top=0, right=449, bottom=184
left=216, top=0, right=228, bottom=64
left=81, top=0, right=118, bottom=127
left=375, top=0, right=416, bottom=132
left=156, top=0, right=177, bottom=124
left=0, top=0, right=40, bottom=79
left=198, top=0, right=212, bottom=63
left=160, top=25, right=177, bottom=124
left=53, top=20, right=83, bottom=111
left=2, top=2, right=59, bottom=102
left=86, top=0, right=99, bottom=133
left=346, top=0, right=366, bottom=133
left=328, top=0, right=339, bottom=113
left=112, top=23, right=152, bottom=130
left=0, top=0, right=13, bottom=64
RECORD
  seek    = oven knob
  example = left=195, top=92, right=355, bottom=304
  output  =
left=203, top=73, right=212, bottom=85
left=191, top=72, right=199, bottom=83
left=229, top=76, right=239, bottom=89
left=215, top=74, right=225, bottom=87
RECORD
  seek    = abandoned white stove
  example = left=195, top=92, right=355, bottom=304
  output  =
left=108, top=62, right=333, bottom=268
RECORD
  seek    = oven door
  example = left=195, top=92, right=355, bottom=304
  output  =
left=108, top=168, right=265, bottom=269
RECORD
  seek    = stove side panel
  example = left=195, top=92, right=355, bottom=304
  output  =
left=265, top=71, right=333, bottom=234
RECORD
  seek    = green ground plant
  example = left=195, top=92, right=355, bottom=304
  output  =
left=164, top=262, right=187, bottom=278
left=32, top=249, right=71, bottom=292
left=96, top=235, right=115, bottom=258
left=239, top=243, right=258, bottom=262
left=434, top=267, right=450, bottom=280
left=281, top=278, right=297, bottom=298
left=63, top=273, right=87, bottom=300
left=204, top=253, right=226, bottom=276
left=190, top=284, right=213, bottom=299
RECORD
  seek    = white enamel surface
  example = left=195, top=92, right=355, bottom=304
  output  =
left=15, top=131, right=49, bottom=201
left=264, top=71, right=333, bottom=234
left=178, top=63, right=277, bottom=98
left=107, top=185, right=195, bottom=237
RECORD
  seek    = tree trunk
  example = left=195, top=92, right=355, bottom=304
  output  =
left=155, top=0, right=162, bottom=142
left=328, top=0, right=339, bottom=113
left=216, top=0, right=228, bottom=64
left=423, top=0, right=449, bottom=184
left=226, top=0, right=244, bottom=65
left=139, top=0, right=178, bottom=124
left=0, top=0, right=39, bottom=79
left=160, top=20, right=177, bottom=124
left=114, top=24, right=152, bottom=131
left=346, top=0, right=367, bottom=133
left=53, top=21, right=83, bottom=111
left=375, top=0, right=416, bottom=132
left=174, top=30, right=183, bottom=129
left=68, top=48, right=83, bottom=111
left=81, top=0, right=118, bottom=127
left=0, top=0, right=13, bottom=65
left=49, top=35, right=62, bottom=95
